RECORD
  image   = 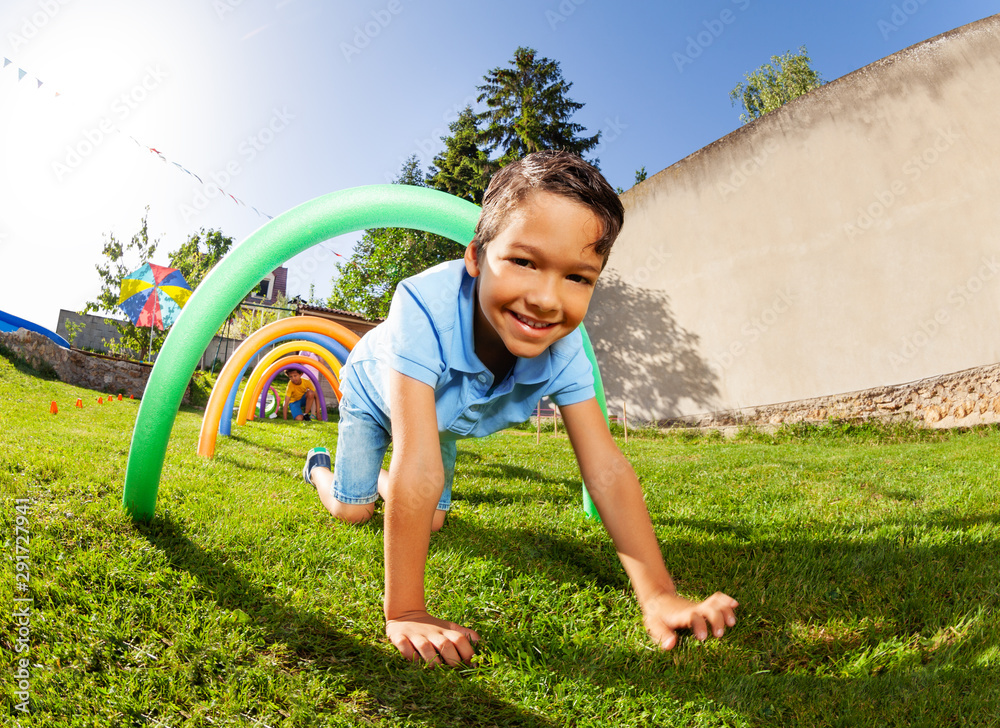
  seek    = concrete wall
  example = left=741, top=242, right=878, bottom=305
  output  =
left=586, top=15, right=1000, bottom=421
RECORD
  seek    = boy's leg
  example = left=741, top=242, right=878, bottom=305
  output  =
left=309, top=461, right=374, bottom=523
left=305, top=394, right=388, bottom=525
left=305, top=389, right=318, bottom=417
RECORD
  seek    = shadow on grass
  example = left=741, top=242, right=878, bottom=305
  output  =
left=454, top=457, right=584, bottom=504
left=135, top=514, right=556, bottom=727
left=428, top=514, right=999, bottom=724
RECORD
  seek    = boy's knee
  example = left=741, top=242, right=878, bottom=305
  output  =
left=430, top=509, right=447, bottom=532
left=330, top=500, right=375, bottom=525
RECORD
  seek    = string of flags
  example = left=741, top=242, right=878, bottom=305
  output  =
left=2, top=55, right=274, bottom=221
left=124, top=134, right=274, bottom=220
left=2, top=56, right=58, bottom=94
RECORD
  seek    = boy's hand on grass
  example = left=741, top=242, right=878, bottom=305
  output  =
left=386, top=611, right=480, bottom=667
left=641, top=591, right=739, bottom=650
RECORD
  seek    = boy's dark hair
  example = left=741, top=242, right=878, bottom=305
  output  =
left=470, top=150, right=624, bottom=268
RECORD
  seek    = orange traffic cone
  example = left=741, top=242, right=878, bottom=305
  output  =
left=50, top=401, right=58, bottom=414
left=117, top=394, right=123, bottom=401
left=76, top=398, right=83, bottom=408
left=130, top=394, right=134, bottom=400
left=98, top=397, right=103, bottom=404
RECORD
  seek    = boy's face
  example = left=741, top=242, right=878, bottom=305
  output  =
left=289, top=370, right=302, bottom=384
left=465, top=191, right=604, bottom=363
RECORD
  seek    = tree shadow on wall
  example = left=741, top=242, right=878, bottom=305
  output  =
left=585, top=271, right=718, bottom=420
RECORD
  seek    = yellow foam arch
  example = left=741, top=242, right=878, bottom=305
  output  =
left=238, top=344, right=342, bottom=425
left=198, top=316, right=360, bottom=458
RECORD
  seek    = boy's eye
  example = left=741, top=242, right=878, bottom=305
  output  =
left=567, top=274, right=593, bottom=285
left=512, top=258, right=532, bottom=267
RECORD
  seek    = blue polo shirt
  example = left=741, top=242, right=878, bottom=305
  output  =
left=341, top=259, right=596, bottom=441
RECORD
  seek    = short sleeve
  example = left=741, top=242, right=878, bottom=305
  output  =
left=382, top=278, right=447, bottom=388
left=547, top=332, right=597, bottom=407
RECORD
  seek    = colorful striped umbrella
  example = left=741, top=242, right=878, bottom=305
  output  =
left=118, top=263, right=192, bottom=354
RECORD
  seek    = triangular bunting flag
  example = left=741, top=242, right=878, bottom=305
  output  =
left=36, top=79, right=43, bottom=88
left=3, top=58, right=10, bottom=68
left=18, top=68, right=27, bottom=81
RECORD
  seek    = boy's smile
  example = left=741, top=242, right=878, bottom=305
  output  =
left=465, top=191, right=604, bottom=377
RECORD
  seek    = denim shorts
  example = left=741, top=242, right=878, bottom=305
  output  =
left=288, top=398, right=307, bottom=418
left=331, top=391, right=456, bottom=511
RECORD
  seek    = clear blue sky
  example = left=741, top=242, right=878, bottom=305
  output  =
left=1, top=0, right=994, bottom=331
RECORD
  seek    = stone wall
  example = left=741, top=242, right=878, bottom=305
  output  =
left=56, top=310, right=243, bottom=370
left=663, top=362, right=1000, bottom=431
left=0, top=329, right=190, bottom=403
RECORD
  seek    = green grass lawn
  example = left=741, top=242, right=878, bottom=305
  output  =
left=2, top=350, right=999, bottom=727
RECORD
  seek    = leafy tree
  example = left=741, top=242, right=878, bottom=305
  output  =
left=167, top=228, right=234, bottom=289
left=85, top=210, right=238, bottom=360
left=83, top=206, right=165, bottom=360
left=328, top=157, right=466, bottom=319
left=167, top=227, right=239, bottom=337
left=228, top=292, right=293, bottom=339
left=428, top=106, right=491, bottom=205
left=476, top=46, right=600, bottom=166
left=730, top=46, right=824, bottom=124
left=616, top=167, right=649, bottom=195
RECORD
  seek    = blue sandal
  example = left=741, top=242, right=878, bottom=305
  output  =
left=303, top=446, right=331, bottom=487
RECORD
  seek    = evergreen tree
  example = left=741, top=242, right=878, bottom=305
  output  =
left=476, top=47, right=600, bottom=166
left=730, top=46, right=824, bottom=124
left=427, top=106, right=490, bottom=205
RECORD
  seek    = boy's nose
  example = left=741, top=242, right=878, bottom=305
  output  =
left=526, top=275, right=560, bottom=312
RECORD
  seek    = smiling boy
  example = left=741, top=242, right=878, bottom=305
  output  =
left=303, top=151, right=738, bottom=665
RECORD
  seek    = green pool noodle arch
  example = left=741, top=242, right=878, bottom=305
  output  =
left=122, top=184, right=609, bottom=521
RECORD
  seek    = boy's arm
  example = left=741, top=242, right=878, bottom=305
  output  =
left=559, top=398, right=738, bottom=649
left=383, top=369, right=479, bottom=666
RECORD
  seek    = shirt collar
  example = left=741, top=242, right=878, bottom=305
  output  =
left=451, top=265, right=553, bottom=385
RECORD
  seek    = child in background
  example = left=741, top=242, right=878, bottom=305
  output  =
left=303, top=151, right=738, bottom=665
left=282, top=367, right=317, bottom=421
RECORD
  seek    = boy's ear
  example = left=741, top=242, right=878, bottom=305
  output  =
left=464, top=242, right=481, bottom=278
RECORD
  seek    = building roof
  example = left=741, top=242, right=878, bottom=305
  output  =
left=294, top=302, right=382, bottom=324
